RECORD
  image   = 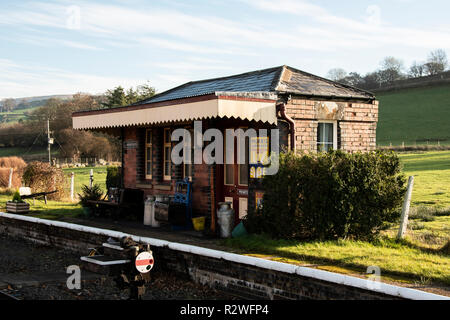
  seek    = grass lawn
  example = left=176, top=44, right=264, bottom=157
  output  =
left=224, top=150, right=450, bottom=288
left=398, top=151, right=450, bottom=208
left=62, top=166, right=108, bottom=197
left=0, top=166, right=108, bottom=219
left=223, top=235, right=450, bottom=286
left=0, top=194, right=83, bottom=220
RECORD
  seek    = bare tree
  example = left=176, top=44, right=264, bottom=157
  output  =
left=379, top=57, right=405, bottom=83
left=408, top=61, right=426, bottom=78
left=424, top=49, right=448, bottom=75
left=1, top=98, right=16, bottom=112
left=326, top=68, right=347, bottom=82
left=340, top=72, right=364, bottom=88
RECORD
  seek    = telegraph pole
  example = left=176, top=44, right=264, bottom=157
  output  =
left=47, top=119, right=53, bottom=165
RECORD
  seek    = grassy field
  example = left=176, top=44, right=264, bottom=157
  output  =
left=376, top=84, right=450, bottom=146
left=0, top=106, right=41, bottom=124
left=0, top=147, right=52, bottom=157
left=398, top=151, right=450, bottom=208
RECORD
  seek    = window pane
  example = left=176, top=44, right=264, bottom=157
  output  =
left=225, top=164, right=234, bottom=185
left=239, top=164, right=248, bottom=185
left=318, top=123, right=333, bottom=144
left=324, top=123, right=333, bottom=143
left=239, top=137, right=249, bottom=185
left=146, top=130, right=152, bottom=144
left=146, top=162, right=152, bottom=176
left=318, top=123, right=334, bottom=152
left=165, top=161, right=171, bottom=176
left=165, top=147, right=170, bottom=161
left=146, top=147, right=151, bottom=161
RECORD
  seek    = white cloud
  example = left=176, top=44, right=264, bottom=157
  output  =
left=366, top=5, right=382, bottom=27
left=1, top=0, right=450, bottom=99
left=242, top=0, right=450, bottom=50
left=0, top=58, right=150, bottom=99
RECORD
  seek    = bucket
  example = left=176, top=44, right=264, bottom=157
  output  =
left=232, top=221, right=248, bottom=238
left=192, top=216, right=205, bottom=231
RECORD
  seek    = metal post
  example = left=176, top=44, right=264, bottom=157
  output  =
left=397, top=176, right=414, bottom=239
left=70, top=172, right=75, bottom=201
left=47, top=119, right=51, bottom=165
left=89, top=169, right=94, bottom=188
left=8, top=168, right=13, bottom=188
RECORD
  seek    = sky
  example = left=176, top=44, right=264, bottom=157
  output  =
left=1, top=0, right=450, bottom=99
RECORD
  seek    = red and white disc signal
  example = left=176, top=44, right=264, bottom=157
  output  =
left=135, top=251, right=154, bottom=273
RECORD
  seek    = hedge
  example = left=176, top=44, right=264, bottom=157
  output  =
left=106, top=166, right=121, bottom=190
left=244, top=150, right=406, bottom=241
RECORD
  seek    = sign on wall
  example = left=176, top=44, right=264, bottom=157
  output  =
left=255, top=191, right=264, bottom=209
left=124, top=140, right=138, bottom=150
left=250, top=136, right=269, bottom=179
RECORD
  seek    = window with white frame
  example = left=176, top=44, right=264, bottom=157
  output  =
left=145, top=129, right=152, bottom=179
left=163, top=128, right=172, bottom=181
left=317, top=121, right=337, bottom=152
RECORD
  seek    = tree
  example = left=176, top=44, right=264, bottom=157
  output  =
left=1, top=98, right=16, bottom=112
left=103, top=86, right=127, bottom=108
left=340, top=72, right=364, bottom=87
left=408, top=61, right=426, bottom=78
left=362, top=72, right=382, bottom=90
left=424, top=49, right=448, bottom=75
left=326, top=68, right=347, bottom=82
left=379, top=57, right=405, bottom=84
left=135, top=82, right=156, bottom=101
left=102, top=82, right=156, bottom=108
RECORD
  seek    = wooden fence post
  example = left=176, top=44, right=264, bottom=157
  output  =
left=89, top=169, right=94, bottom=188
left=397, top=176, right=414, bottom=239
left=8, top=168, right=13, bottom=188
left=70, top=172, right=75, bottom=201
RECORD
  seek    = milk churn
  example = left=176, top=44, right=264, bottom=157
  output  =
left=143, top=196, right=157, bottom=226
left=217, top=202, right=234, bottom=238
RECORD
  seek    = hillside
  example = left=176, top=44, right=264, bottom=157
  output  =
left=376, top=84, right=450, bottom=147
left=0, top=94, right=73, bottom=125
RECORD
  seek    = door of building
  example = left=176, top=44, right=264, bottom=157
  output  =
left=222, top=130, right=249, bottom=225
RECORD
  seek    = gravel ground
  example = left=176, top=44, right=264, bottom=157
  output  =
left=0, top=235, right=233, bottom=300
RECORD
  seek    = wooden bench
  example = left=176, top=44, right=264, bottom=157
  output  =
left=19, top=187, right=57, bottom=205
left=87, top=188, right=144, bottom=220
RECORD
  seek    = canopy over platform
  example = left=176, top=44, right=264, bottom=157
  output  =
left=72, top=92, right=277, bottom=129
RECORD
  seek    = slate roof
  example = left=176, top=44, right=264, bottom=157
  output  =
left=136, top=65, right=374, bottom=105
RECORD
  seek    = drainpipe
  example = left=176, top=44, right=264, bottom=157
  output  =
left=277, top=102, right=296, bottom=152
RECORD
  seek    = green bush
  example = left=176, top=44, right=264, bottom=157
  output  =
left=106, top=166, right=121, bottom=190
left=12, top=190, right=23, bottom=202
left=244, top=150, right=406, bottom=241
left=78, top=184, right=103, bottom=207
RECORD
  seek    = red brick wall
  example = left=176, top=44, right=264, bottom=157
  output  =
left=285, top=98, right=378, bottom=152
left=123, top=127, right=137, bottom=188
left=122, top=124, right=213, bottom=218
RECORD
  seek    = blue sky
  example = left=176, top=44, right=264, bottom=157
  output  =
left=1, top=0, right=449, bottom=99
